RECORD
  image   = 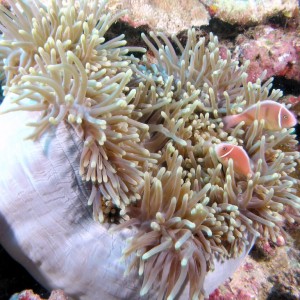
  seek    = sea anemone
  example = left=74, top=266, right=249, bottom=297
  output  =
left=115, top=146, right=248, bottom=300
left=0, top=0, right=299, bottom=300
left=0, top=0, right=155, bottom=222
left=114, top=29, right=300, bottom=299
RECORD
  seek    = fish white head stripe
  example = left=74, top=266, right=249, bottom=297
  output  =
left=220, top=146, right=234, bottom=158
left=278, top=106, right=283, bottom=129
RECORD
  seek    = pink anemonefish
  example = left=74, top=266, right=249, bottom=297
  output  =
left=215, top=143, right=253, bottom=176
left=223, top=100, right=297, bottom=130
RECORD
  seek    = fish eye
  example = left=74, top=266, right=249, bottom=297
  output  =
left=222, top=146, right=227, bottom=151
left=282, top=114, right=288, bottom=119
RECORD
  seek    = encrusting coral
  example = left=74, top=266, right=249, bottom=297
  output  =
left=0, top=0, right=299, bottom=300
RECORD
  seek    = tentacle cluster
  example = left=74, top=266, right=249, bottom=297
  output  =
left=0, top=0, right=152, bottom=222
left=128, top=29, right=300, bottom=239
left=116, top=146, right=253, bottom=300
left=116, top=30, right=300, bottom=299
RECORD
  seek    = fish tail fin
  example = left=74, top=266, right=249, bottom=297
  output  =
left=223, top=115, right=239, bottom=129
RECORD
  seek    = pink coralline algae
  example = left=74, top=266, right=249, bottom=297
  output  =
left=10, top=290, right=67, bottom=300
left=208, top=287, right=255, bottom=300
left=288, top=95, right=300, bottom=105
left=208, top=234, right=300, bottom=299
left=236, top=25, right=300, bottom=82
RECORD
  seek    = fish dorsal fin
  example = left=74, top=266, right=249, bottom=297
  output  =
left=278, top=106, right=283, bottom=129
left=220, top=146, right=234, bottom=158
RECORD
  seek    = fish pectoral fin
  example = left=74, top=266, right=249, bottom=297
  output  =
left=223, top=115, right=238, bottom=129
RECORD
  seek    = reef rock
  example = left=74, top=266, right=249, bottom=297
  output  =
left=204, top=0, right=299, bottom=26
left=235, top=25, right=300, bottom=82
left=106, top=0, right=210, bottom=34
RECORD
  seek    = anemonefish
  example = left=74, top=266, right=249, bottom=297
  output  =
left=215, top=143, right=253, bottom=176
left=223, top=100, right=297, bottom=130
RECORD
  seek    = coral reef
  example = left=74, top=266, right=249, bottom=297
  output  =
left=203, top=0, right=299, bottom=26
left=10, top=290, right=67, bottom=300
left=0, top=0, right=299, bottom=300
left=103, top=0, right=299, bottom=36
left=106, top=0, right=210, bottom=34
left=235, top=25, right=300, bottom=83
left=210, top=235, right=300, bottom=299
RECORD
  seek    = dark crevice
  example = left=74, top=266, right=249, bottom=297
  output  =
left=272, top=77, right=300, bottom=95
left=0, top=246, right=49, bottom=300
left=107, top=21, right=151, bottom=58
left=200, top=18, right=245, bottom=40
